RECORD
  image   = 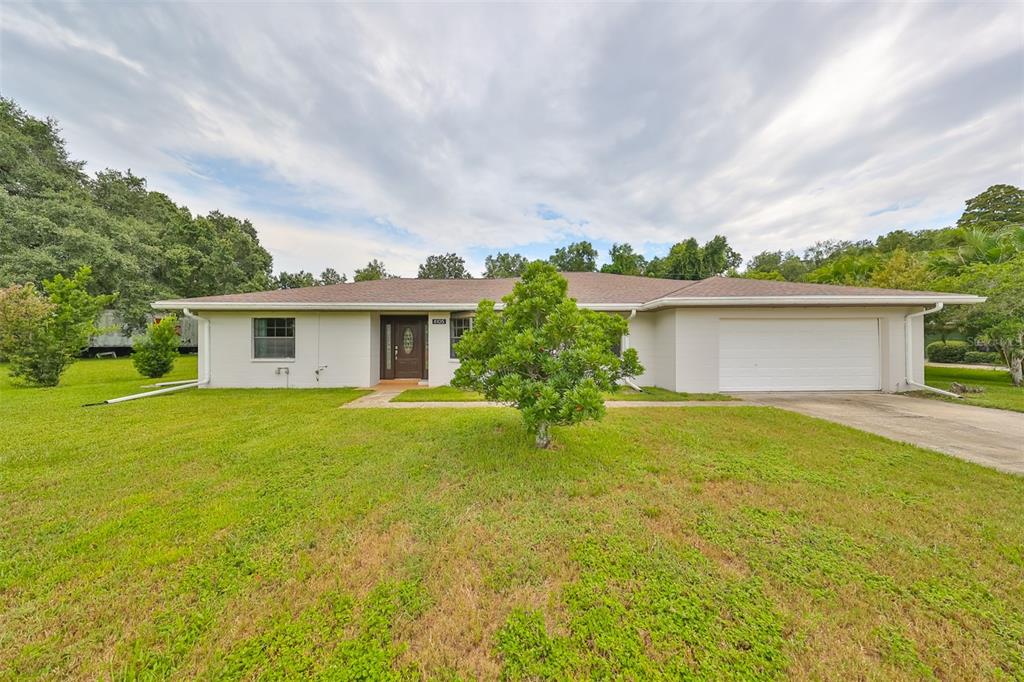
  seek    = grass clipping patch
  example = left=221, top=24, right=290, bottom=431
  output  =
left=495, top=535, right=786, bottom=680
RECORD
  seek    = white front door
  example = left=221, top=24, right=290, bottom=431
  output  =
left=718, top=318, right=881, bottom=391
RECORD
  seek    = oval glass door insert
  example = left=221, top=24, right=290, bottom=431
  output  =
left=402, top=327, right=414, bottom=354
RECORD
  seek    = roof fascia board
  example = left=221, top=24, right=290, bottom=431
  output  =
left=639, top=294, right=986, bottom=310
left=152, top=301, right=640, bottom=312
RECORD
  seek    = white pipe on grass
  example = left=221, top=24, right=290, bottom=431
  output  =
left=84, top=381, right=199, bottom=406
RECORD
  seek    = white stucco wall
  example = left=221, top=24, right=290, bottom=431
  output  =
left=622, top=306, right=927, bottom=393
left=198, top=310, right=375, bottom=388
left=195, top=306, right=928, bottom=392
left=427, top=312, right=460, bottom=387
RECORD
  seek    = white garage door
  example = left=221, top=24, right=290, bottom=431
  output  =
left=719, top=318, right=880, bottom=391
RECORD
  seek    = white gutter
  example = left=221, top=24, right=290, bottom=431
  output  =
left=904, top=303, right=960, bottom=399
left=152, top=300, right=641, bottom=312
left=182, top=307, right=211, bottom=387
left=620, top=309, right=642, bottom=392
left=639, top=294, right=986, bottom=310
left=154, top=294, right=984, bottom=313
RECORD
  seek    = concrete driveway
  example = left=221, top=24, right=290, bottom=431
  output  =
left=743, top=392, right=1024, bottom=475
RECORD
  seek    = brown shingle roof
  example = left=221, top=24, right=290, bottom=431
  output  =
left=162, top=272, right=697, bottom=306
left=155, top=272, right=980, bottom=309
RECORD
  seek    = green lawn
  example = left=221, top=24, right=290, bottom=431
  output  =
left=392, top=384, right=734, bottom=403
left=2, top=358, right=1023, bottom=679
left=604, top=385, right=736, bottom=402
left=921, top=365, right=1024, bottom=413
left=390, top=385, right=485, bottom=402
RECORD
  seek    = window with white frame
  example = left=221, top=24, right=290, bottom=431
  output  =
left=450, top=315, right=473, bottom=359
left=253, top=318, right=295, bottom=359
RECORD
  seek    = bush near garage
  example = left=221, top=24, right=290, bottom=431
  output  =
left=963, top=351, right=1002, bottom=365
left=926, top=340, right=969, bottom=363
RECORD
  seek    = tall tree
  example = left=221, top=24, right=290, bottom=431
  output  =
left=868, top=249, right=931, bottom=290
left=353, top=259, right=389, bottom=282
left=319, top=268, right=346, bottom=285
left=939, top=256, right=1024, bottom=386
left=745, top=250, right=807, bottom=281
left=275, top=271, right=318, bottom=289
left=957, top=184, right=1024, bottom=232
left=418, top=253, right=471, bottom=279
left=600, top=243, right=647, bottom=276
left=0, top=98, right=274, bottom=331
left=646, top=235, right=741, bottom=280
left=482, top=252, right=528, bottom=278
left=0, top=267, right=113, bottom=386
left=548, top=241, right=598, bottom=272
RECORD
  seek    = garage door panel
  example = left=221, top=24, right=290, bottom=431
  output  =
left=719, top=318, right=880, bottom=391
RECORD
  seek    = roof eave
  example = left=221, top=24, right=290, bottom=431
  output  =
left=152, top=300, right=641, bottom=312
left=639, top=294, right=986, bottom=310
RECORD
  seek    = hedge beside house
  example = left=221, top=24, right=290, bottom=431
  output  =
left=963, top=351, right=1002, bottom=365
left=926, top=340, right=969, bottom=363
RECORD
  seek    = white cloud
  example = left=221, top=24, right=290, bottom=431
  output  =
left=1, top=2, right=1021, bottom=276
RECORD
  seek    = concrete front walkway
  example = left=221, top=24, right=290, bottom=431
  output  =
left=744, top=392, right=1024, bottom=475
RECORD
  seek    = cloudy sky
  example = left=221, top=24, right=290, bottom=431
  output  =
left=2, top=2, right=1022, bottom=277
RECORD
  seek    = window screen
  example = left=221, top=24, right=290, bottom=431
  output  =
left=253, top=318, right=295, bottom=359
left=450, top=316, right=473, bottom=359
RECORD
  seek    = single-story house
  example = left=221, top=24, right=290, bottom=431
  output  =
left=153, top=273, right=983, bottom=393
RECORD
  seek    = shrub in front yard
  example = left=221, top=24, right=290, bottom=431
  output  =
left=964, top=350, right=1001, bottom=365
left=0, top=267, right=113, bottom=386
left=926, top=340, right=968, bottom=363
left=132, top=315, right=180, bottom=378
left=453, top=261, right=642, bottom=448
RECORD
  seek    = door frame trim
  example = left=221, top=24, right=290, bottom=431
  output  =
left=380, top=315, right=427, bottom=380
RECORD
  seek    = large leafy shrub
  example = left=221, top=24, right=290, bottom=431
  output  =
left=963, top=351, right=1001, bottom=365
left=132, top=315, right=180, bottom=378
left=452, top=261, right=642, bottom=448
left=0, top=267, right=112, bottom=386
left=925, top=340, right=969, bottom=363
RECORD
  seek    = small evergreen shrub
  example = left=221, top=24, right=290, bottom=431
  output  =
left=925, top=340, right=968, bottom=363
left=963, top=351, right=1001, bottom=365
left=132, top=316, right=180, bottom=378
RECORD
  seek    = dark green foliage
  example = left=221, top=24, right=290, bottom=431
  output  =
left=132, top=315, right=180, bottom=378
left=957, top=184, right=1024, bottom=232
left=1, top=266, right=112, bottom=386
left=746, top=250, right=808, bottom=281
left=0, top=98, right=273, bottom=331
left=452, top=261, right=642, bottom=447
left=936, top=255, right=1024, bottom=385
left=354, top=259, right=389, bottom=282
left=926, top=340, right=969, bottom=363
left=600, top=242, right=647, bottom=275
left=483, top=252, right=528, bottom=278
left=646, top=235, right=742, bottom=280
left=964, top=351, right=1001, bottom=364
left=319, top=267, right=346, bottom=285
left=548, top=241, right=598, bottom=272
left=417, top=252, right=471, bottom=279
left=275, top=270, right=319, bottom=289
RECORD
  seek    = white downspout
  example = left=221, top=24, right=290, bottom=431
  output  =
left=183, top=307, right=211, bottom=387
left=904, top=303, right=960, bottom=399
left=621, top=309, right=643, bottom=392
